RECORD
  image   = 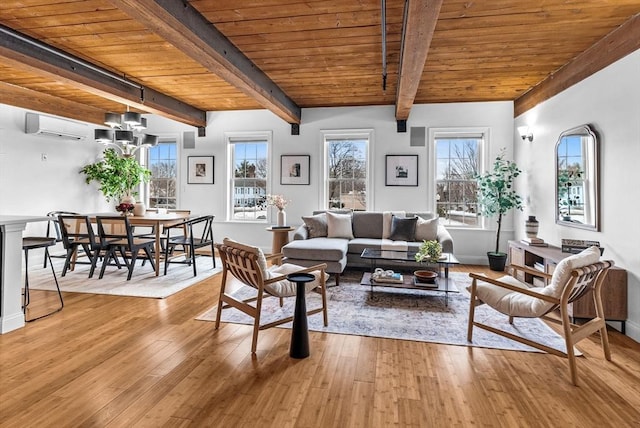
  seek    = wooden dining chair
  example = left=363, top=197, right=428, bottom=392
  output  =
left=215, top=238, right=328, bottom=354
left=467, top=246, right=614, bottom=385
left=96, top=216, right=156, bottom=280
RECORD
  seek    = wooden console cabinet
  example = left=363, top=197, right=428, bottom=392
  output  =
left=508, top=240, right=628, bottom=333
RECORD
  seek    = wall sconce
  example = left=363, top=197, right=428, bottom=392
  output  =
left=518, top=126, right=534, bottom=142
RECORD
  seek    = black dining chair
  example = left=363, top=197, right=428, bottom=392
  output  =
left=58, top=214, right=123, bottom=278
left=163, top=215, right=215, bottom=276
left=96, top=216, right=156, bottom=280
left=22, top=236, right=64, bottom=322
left=43, top=210, right=80, bottom=268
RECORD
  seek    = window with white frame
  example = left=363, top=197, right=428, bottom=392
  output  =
left=434, top=132, right=484, bottom=227
left=228, top=136, right=269, bottom=221
left=147, top=139, right=177, bottom=208
left=324, top=132, right=370, bottom=211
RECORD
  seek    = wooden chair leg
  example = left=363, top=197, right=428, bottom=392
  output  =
left=560, top=303, right=579, bottom=386
left=215, top=270, right=228, bottom=330
left=593, top=286, right=612, bottom=361
left=251, top=289, right=264, bottom=354
left=321, top=274, right=329, bottom=326
left=467, top=279, right=477, bottom=342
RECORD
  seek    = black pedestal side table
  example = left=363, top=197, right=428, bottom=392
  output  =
left=286, top=272, right=315, bottom=359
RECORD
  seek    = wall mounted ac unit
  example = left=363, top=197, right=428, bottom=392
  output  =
left=25, top=112, right=90, bottom=141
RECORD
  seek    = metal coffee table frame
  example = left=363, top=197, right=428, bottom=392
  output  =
left=360, top=248, right=460, bottom=306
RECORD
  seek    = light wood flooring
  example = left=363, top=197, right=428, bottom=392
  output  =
left=1, top=265, right=639, bottom=427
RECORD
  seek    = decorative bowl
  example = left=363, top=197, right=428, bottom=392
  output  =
left=414, top=270, right=437, bottom=283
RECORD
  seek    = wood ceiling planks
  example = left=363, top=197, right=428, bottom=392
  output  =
left=0, top=0, right=639, bottom=124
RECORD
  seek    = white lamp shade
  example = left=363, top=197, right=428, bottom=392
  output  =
left=104, top=113, right=121, bottom=128
left=141, top=134, right=159, bottom=146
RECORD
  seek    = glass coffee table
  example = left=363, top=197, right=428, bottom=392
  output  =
left=360, top=248, right=460, bottom=306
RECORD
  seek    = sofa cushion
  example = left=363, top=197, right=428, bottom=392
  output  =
left=282, top=237, right=349, bottom=262
left=415, top=216, right=439, bottom=241
left=389, top=215, right=417, bottom=241
left=326, top=211, right=354, bottom=239
left=265, top=263, right=327, bottom=297
left=302, top=213, right=328, bottom=238
left=348, top=237, right=384, bottom=255
left=540, top=246, right=601, bottom=299
left=352, top=212, right=383, bottom=239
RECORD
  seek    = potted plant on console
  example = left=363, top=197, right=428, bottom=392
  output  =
left=476, top=149, right=523, bottom=271
left=80, top=148, right=151, bottom=210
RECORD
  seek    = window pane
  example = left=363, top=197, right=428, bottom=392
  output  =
left=231, top=140, right=268, bottom=221
left=326, top=138, right=368, bottom=210
left=435, top=137, right=481, bottom=227
left=147, top=141, right=177, bottom=209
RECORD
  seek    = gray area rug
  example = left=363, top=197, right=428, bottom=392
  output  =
left=197, top=270, right=574, bottom=353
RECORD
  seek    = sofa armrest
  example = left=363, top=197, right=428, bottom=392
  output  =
left=293, top=224, right=309, bottom=240
left=437, top=225, right=454, bottom=253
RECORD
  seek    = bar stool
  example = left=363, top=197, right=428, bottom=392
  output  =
left=23, top=236, right=64, bottom=322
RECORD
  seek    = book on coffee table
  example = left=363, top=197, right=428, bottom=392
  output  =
left=372, top=273, right=403, bottom=284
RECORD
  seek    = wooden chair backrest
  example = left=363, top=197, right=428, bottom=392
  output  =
left=96, top=216, right=133, bottom=246
left=216, top=243, right=264, bottom=291
left=562, top=260, right=614, bottom=305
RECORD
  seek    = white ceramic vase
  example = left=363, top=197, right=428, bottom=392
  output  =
left=277, top=209, right=286, bottom=227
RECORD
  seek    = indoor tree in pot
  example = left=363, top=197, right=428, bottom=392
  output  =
left=476, top=149, right=523, bottom=271
left=80, top=148, right=151, bottom=206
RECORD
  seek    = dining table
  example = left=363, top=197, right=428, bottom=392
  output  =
left=89, top=211, right=191, bottom=276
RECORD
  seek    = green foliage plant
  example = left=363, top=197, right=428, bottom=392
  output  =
left=80, top=148, right=151, bottom=203
left=476, top=149, right=523, bottom=255
left=415, top=240, right=442, bottom=262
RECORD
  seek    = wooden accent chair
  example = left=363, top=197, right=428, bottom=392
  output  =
left=467, top=246, right=613, bottom=385
left=215, top=238, right=329, bottom=354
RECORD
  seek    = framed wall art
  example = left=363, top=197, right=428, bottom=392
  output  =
left=188, top=156, right=214, bottom=184
left=281, top=155, right=310, bottom=185
left=385, top=154, right=418, bottom=186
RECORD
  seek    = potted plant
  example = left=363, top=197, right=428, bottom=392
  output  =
left=476, top=149, right=523, bottom=271
left=414, top=240, right=443, bottom=262
left=80, top=148, right=151, bottom=204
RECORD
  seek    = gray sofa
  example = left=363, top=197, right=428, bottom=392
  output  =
left=282, top=211, right=453, bottom=285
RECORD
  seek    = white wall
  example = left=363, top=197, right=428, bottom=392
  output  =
left=515, top=49, right=640, bottom=341
left=0, top=105, right=108, bottom=237
left=144, top=102, right=515, bottom=263
left=0, top=101, right=516, bottom=261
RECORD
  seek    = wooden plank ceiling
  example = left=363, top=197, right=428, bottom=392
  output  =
left=0, top=0, right=639, bottom=127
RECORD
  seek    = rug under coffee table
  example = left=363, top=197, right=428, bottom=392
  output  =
left=360, top=248, right=460, bottom=305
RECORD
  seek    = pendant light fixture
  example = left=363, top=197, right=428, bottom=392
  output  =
left=94, top=109, right=158, bottom=157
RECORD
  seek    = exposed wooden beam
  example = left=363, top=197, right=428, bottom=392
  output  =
left=107, top=0, right=301, bottom=124
left=0, top=24, right=206, bottom=127
left=0, top=81, right=106, bottom=125
left=514, top=13, right=640, bottom=117
left=395, top=0, right=443, bottom=121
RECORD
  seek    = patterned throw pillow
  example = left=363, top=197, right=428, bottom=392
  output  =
left=302, top=213, right=328, bottom=238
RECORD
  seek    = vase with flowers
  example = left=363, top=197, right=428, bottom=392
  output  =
left=116, top=202, right=135, bottom=216
left=266, top=194, right=289, bottom=226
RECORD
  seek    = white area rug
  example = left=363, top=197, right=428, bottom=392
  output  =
left=198, top=270, right=576, bottom=354
left=26, top=255, right=221, bottom=299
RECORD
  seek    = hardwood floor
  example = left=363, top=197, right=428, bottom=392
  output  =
left=2, top=265, right=639, bottom=427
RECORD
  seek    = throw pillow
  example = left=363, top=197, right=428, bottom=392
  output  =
left=382, top=211, right=406, bottom=239
left=326, top=211, right=354, bottom=239
left=302, top=213, right=328, bottom=238
left=415, top=216, right=439, bottom=241
left=388, top=215, right=417, bottom=241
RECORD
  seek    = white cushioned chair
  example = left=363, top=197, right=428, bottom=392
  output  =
left=214, top=238, right=329, bottom=354
left=467, top=246, right=614, bottom=385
